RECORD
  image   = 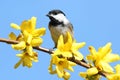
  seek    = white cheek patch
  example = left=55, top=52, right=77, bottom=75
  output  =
left=52, top=13, right=69, bottom=24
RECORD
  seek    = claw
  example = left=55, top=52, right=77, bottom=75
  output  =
left=49, top=48, right=54, bottom=53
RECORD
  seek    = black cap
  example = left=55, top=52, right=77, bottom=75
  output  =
left=47, top=9, right=66, bottom=16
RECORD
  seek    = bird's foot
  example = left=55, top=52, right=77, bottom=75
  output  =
left=49, top=48, right=54, bottom=53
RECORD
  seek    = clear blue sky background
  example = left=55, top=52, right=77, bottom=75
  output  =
left=0, top=0, right=120, bottom=80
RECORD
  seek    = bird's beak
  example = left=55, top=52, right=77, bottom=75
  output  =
left=46, top=14, right=50, bottom=17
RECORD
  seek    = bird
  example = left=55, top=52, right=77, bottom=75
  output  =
left=46, top=9, right=74, bottom=48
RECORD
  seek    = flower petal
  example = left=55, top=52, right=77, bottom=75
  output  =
left=31, top=17, right=36, bottom=30
left=32, top=28, right=46, bottom=37
left=57, top=35, right=64, bottom=50
left=64, top=32, right=73, bottom=51
left=23, top=31, right=32, bottom=44
left=61, top=51, right=72, bottom=58
left=72, top=42, right=86, bottom=51
left=14, top=59, right=23, bottom=69
left=22, top=56, right=32, bottom=68
left=115, top=64, right=120, bottom=73
left=103, top=54, right=120, bottom=63
left=20, top=17, right=37, bottom=33
left=67, top=65, right=74, bottom=72
left=26, top=46, right=33, bottom=56
left=9, top=32, right=17, bottom=40
left=16, top=53, right=24, bottom=57
left=30, top=52, right=38, bottom=62
left=31, top=37, right=43, bottom=46
left=87, top=55, right=94, bottom=61
left=56, top=65, right=64, bottom=78
left=86, top=67, right=98, bottom=75
left=99, top=43, right=112, bottom=59
left=88, top=46, right=97, bottom=57
left=20, top=20, right=31, bottom=32
left=63, top=72, right=70, bottom=80
left=80, top=72, right=87, bottom=78
left=69, top=61, right=76, bottom=66
left=80, top=67, right=98, bottom=78
left=73, top=51, right=83, bottom=60
left=99, top=61, right=113, bottom=73
left=12, top=41, right=26, bottom=50
left=10, top=23, right=20, bottom=30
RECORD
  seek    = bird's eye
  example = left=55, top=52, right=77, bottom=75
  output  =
left=53, top=12, right=57, bottom=15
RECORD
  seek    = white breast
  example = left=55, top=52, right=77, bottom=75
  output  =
left=49, top=25, right=72, bottom=44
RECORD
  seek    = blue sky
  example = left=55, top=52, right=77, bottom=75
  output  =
left=0, top=0, right=120, bottom=80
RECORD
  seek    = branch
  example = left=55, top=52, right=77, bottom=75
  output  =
left=0, top=38, right=18, bottom=44
left=0, top=38, right=107, bottom=77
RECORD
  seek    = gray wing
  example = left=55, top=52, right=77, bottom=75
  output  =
left=68, top=23, right=73, bottom=32
left=67, top=23, right=74, bottom=38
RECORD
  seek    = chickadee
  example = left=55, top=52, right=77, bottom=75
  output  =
left=46, top=10, right=74, bottom=48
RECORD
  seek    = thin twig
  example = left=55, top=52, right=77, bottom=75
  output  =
left=33, top=46, right=53, bottom=54
left=0, top=38, right=18, bottom=44
left=0, top=38, right=107, bottom=77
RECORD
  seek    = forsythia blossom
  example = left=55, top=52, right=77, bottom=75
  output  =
left=80, top=43, right=120, bottom=80
left=80, top=67, right=100, bottom=80
left=55, top=32, right=86, bottom=60
left=14, top=51, right=38, bottom=68
left=9, top=17, right=46, bottom=68
left=107, top=64, right=120, bottom=80
left=48, top=32, right=86, bottom=80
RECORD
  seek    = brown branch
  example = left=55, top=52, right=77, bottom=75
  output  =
left=33, top=46, right=53, bottom=54
left=0, top=38, right=18, bottom=44
left=0, top=38, right=107, bottom=77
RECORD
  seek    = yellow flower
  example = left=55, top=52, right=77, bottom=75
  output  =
left=107, top=64, right=120, bottom=80
left=9, top=17, right=46, bottom=68
left=11, top=31, right=40, bottom=56
left=10, top=17, right=46, bottom=55
left=48, top=54, right=76, bottom=80
left=80, top=67, right=100, bottom=80
left=48, top=32, right=85, bottom=80
left=56, top=32, right=85, bottom=60
left=11, top=17, right=46, bottom=37
left=10, top=17, right=46, bottom=46
left=14, top=51, right=38, bottom=68
left=87, top=43, right=120, bottom=73
left=80, top=67, right=98, bottom=77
